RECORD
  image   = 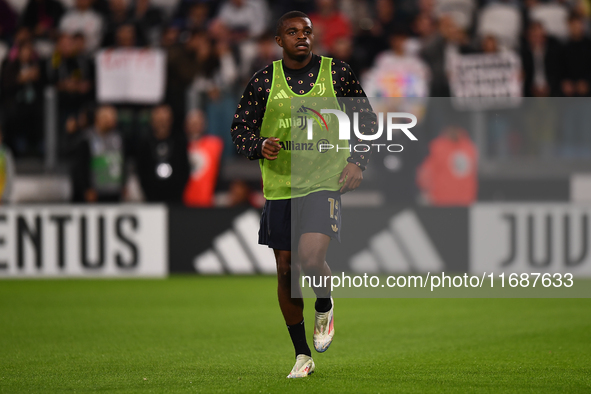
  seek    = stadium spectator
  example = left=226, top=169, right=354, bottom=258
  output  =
left=178, top=30, right=238, bottom=156
left=420, top=14, right=467, bottom=96
left=204, top=54, right=238, bottom=155
left=560, top=13, right=591, bottom=97
left=480, top=34, right=499, bottom=53
left=406, top=12, right=437, bottom=56
left=247, top=31, right=282, bottom=80
left=47, top=32, right=94, bottom=140
left=3, top=29, right=35, bottom=73
left=328, top=36, right=363, bottom=77
left=271, top=0, right=316, bottom=18
left=177, top=2, right=211, bottom=35
left=136, top=105, right=190, bottom=203
left=364, top=27, right=430, bottom=97
left=185, top=31, right=238, bottom=109
left=132, top=0, right=164, bottom=46
left=354, top=0, right=397, bottom=70
left=59, top=0, right=104, bottom=52
left=212, top=0, right=268, bottom=79
left=477, top=33, right=519, bottom=158
left=173, top=0, right=212, bottom=34
left=417, top=125, right=478, bottom=206
left=62, top=105, right=92, bottom=159
left=101, top=0, right=153, bottom=47
left=101, top=0, right=132, bottom=47
left=0, top=40, right=45, bottom=157
left=72, top=31, right=87, bottom=55
left=70, top=105, right=126, bottom=203
left=91, top=0, right=111, bottom=17
left=569, top=0, right=587, bottom=18
left=528, top=0, right=569, bottom=41
left=0, top=0, right=18, bottom=41
left=20, top=0, right=65, bottom=40
left=183, top=109, right=223, bottom=207
left=559, top=13, right=591, bottom=157
left=113, top=23, right=141, bottom=48
left=521, top=21, right=561, bottom=97
left=166, top=29, right=213, bottom=126
left=373, top=0, right=398, bottom=33
left=215, top=0, right=268, bottom=40
left=309, top=0, right=351, bottom=54
left=108, top=0, right=131, bottom=26
left=226, top=179, right=255, bottom=207
left=0, top=125, right=15, bottom=204
left=418, top=0, right=436, bottom=16
left=160, top=25, right=180, bottom=49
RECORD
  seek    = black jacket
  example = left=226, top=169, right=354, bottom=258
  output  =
left=521, top=38, right=562, bottom=97
left=136, top=132, right=190, bottom=203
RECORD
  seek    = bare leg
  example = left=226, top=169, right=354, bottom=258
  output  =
left=274, top=249, right=304, bottom=325
left=298, top=232, right=334, bottom=353
left=298, top=233, right=332, bottom=299
left=275, top=248, right=312, bottom=359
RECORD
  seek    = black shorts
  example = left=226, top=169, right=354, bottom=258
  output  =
left=258, top=190, right=342, bottom=251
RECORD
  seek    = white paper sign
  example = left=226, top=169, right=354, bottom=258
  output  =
left=449, top=51, right=522, bottom=110
left=96, top=49, right=166, bottom=103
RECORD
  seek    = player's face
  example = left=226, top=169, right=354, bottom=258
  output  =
left=276, top=17, right=314, bottom=60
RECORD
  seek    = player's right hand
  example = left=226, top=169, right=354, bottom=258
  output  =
left=262, top=137, right=281, bottom=160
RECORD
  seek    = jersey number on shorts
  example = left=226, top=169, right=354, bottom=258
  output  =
left=328, top=197, right=339, bottom=219
left=328, top=197, right=339, bottom=232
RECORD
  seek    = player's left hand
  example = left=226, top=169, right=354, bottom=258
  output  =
left=339, top=163, right=363, bottom=193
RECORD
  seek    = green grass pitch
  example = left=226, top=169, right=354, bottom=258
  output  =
left=1, top=276, right=590, bottom=393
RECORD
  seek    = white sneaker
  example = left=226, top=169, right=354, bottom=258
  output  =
left=313, top=297, right=334, bottom=353
left=286, top=354, right=315, bottom=378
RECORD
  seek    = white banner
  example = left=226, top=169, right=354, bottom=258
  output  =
left=471, top=204, right=591, bottom=276
left=96, top=49, right=166, bottom=103
left=449, top=51, right=522, bottom=110
left=0, top=205, right=167, bottom=277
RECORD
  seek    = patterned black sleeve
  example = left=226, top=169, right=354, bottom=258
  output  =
left=332, top=59, right=377, bottom=171
left=230, top=66, right=272, bottom=160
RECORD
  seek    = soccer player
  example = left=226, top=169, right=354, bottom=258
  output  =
left=231, top=11, right=376, bottom=378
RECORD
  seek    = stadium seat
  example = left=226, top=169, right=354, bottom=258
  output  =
left=530, top=3, right=569, bottom=41
left=436, top=0, right=476, bottom=31
left=477, top=3, right=521, bottom=49
left=5, top=0, right=27, bottom=13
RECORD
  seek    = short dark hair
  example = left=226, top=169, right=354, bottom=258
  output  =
left=276, top=11, right=311, bottom=36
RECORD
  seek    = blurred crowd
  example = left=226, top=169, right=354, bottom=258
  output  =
left=1, top=0, right=591, bottom=204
